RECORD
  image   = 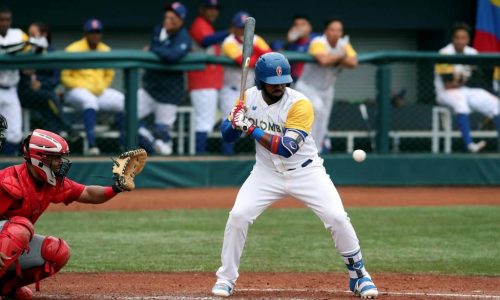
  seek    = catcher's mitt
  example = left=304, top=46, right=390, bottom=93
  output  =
left=112, top=148, right=147, bottom=191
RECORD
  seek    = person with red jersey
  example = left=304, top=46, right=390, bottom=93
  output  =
left=188, top=0, right=229, bottom=155
left=0, top=129, right=129, bottom=299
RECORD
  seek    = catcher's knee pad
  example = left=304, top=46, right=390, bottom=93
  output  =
left=0, top=236, right=70, bottom=294
left=0, top=217, right=35, bottom=277
left=41, top=236, right=70, bottom=274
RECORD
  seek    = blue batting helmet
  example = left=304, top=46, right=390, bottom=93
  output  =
left=254, top=52, right=293, bottom=90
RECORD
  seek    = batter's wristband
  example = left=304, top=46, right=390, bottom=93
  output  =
left=247, top=124, right=256, bottom=135
left=251, top=126, right=264, bottom=141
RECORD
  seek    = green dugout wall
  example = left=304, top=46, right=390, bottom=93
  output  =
left=2, top=155, right=499, bottom=187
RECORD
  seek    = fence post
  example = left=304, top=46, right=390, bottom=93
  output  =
left=124, top=68, right=139, bottom=149
left=375, top=64, right=391, bottom=154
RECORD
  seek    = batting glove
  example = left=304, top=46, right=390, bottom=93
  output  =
left=230, top=105, right=245, bottom=128
left=233, top=110, right=255, bottom=134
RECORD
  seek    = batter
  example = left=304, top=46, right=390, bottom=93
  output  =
left=211, top=52, right=378, bottom=298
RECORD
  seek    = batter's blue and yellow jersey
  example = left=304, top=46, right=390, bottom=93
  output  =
left=243, top=86, right=320, bottom=172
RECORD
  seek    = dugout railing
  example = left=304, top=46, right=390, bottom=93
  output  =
left=2, top=50, right=500, bottom=155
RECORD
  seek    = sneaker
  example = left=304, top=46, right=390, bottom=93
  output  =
left=153, top=139, right=173, bottom=156
left=211, top=282, right=233, bottom=297
left=350, top=276, right=378, bottom=299
left=467, top=140, right=487, bottom=153
left=88, top=147, right=101, bottom=156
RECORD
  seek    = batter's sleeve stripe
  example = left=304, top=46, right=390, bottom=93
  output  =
left=271, top=135, right=280, bottom=154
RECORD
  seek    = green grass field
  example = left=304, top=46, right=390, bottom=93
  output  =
left=35, top=206, right=500, bottom=276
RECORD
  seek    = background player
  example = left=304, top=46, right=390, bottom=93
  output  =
left=434, top=22, right=500, bottom=152
left=0, top=114, right=7, bottom=151
left=295, top=17, right=358, bottom=152
left=137, top=2, right=191, bottom=155
left=61, top=19, right=125, bottom=156
left=211, top=52, right=378, bottom=299
left=0, top=129, right=134, bottom=299
left=219, top=11, right=270, bottom=155
left=188, top=0, right=228, bottom=155
left=0, top=6, right=29, bottom=155
left=284, top=15, right=319, bottom=83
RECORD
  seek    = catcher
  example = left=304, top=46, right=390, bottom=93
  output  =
left=0, top=128, right=147, bottom=299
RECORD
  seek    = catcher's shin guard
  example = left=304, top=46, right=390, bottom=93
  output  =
left=0, top=217, right=35, bottom=278
left=0, top=236, right=70, bottom=294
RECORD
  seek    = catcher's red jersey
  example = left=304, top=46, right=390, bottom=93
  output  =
left=0, top=163, right=85, bottom=224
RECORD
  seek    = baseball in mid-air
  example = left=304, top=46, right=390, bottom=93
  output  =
left=352, top=149, right=366, bottom=163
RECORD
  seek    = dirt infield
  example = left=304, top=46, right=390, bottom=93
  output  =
left=48, top=187, right=500, bottom=211
left=38, top=187, right=500, bottom=299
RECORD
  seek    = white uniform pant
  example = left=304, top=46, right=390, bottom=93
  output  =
left=137, top=88, right=177, bottom=126
left=190, top=88, right=219, bottom=132
left=0, top=87, right=23, bottom=144
left=295, top=81, right=335, bottom=150
left=219, top=86, right=240, bottom=119
left=65, top=88, right=124, bottom=112
left=215, top=164, right=360, bottom=284
left=436, top=87, right=500, bottom=117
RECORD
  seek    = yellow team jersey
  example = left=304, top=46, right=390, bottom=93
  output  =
left=0, top=28, right=29, bottom=87
left=243, top=86, right=319, bottom=172
left=434, top=43, right=477, bottom=92
left=221, top=34, right=269, bottom=89
left=299, top=35, right=357, bottom=89
left=60, top=38, right=115, bottom=96
left=494, top=66, right=500, bottom=81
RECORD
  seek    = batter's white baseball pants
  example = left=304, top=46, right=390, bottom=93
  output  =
left=215, top=163, right=361, bottom=284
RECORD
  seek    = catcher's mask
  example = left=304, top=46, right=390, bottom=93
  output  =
left=23, top=129, right=72, bottom=186
left=0, top=113, right=7, bottom=151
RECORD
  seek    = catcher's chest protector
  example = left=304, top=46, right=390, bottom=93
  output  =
left=1, top=165, right=69, bottom=224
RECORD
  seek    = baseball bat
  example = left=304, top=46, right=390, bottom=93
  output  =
left=238, top=17, right=256, bottom=108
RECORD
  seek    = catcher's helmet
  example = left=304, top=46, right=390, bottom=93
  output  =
left=23, top=129, right=72, bottom=186
left=0, top=114, right=7, bottom=151
left=254, top=52, right=293, bottom=90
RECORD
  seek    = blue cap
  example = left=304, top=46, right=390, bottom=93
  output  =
left=232, top=11, right=250, bottom=28
left=166, top=2, right=187, bottom=21
left=201, top=0, right=220, bottom=8
left=83, top=19, right=103, bottom=33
